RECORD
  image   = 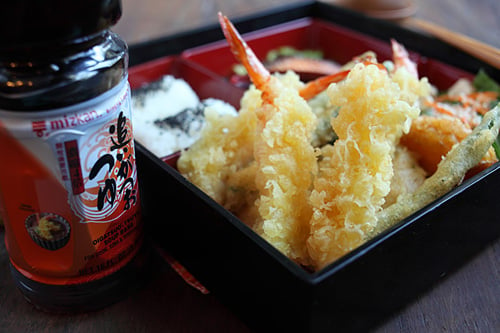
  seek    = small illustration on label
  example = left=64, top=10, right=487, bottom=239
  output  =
left=25, top=213, right=71, bottom=251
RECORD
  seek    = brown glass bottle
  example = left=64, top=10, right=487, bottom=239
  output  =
left=0, top=0, right=148, bottom=313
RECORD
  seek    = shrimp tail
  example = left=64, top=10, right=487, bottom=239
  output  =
left=218, top=12, right=271, bottom=93
left=299, top=61, right=386, bottom=100
left=391, top=39, right=418, bottom=78
left=299, top=69, right=350, bottom=100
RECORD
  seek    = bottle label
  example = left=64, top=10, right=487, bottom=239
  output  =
left=0, top=81, right=142, bottom=285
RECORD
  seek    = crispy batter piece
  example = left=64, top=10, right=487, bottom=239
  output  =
left=177, top=92, right=258, bottom=205
left=307, top=63, right=421, bottom=270
left=384, top=145, right=428, bottom=208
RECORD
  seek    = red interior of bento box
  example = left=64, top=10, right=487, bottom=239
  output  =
left=180, top=18, right=473, bottom=88
left=129, top=17, right=476, bottom=164
left=129, top=56, right=244, bottom=107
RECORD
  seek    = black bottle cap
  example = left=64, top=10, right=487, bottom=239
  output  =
left=0, top=0, right=122, bottom=49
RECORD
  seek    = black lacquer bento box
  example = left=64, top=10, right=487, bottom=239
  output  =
left=129, top=2, right=500, bottom=332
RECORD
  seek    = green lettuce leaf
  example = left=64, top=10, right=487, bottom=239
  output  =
left=473, top=69, right=500, bottom=93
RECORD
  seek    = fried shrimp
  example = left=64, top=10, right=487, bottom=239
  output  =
left=307, top=63, right=420, bottom=270
left=251, top=73, right=319, bottom=264
left=218, top=13, right=319, bottom=264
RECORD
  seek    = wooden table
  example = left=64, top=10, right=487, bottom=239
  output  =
left=1, top=1, right=499, bottom=332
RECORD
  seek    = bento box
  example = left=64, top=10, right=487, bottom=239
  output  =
left=129, top=2, right=500, bottom=332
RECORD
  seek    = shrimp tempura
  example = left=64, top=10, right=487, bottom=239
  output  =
left=307, top=63, right=420, bottom=270
left=206, top=13, right=320, bottom=265
left=252, top=71, right=319, bottom=265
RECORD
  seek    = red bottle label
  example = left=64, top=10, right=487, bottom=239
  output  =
left=0, top=81, right=142, bottom=285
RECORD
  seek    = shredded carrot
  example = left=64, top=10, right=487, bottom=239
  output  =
left=435, top=91, right=498, bottom=116
left=465, top=91, right=499, bottom=115
left=425, top=100, right=457, bottom=117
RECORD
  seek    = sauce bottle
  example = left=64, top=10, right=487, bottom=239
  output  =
left=0, top=0, right=147, bottom=312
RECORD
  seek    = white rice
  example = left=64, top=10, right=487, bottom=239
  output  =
left=131, top=75, right=237, bottom=157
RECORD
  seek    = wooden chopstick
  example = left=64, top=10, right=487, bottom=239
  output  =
left=402, top=17, right=500, bottom=69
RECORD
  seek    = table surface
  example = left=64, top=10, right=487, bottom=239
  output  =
left=1, top=1, right=499, bottom=332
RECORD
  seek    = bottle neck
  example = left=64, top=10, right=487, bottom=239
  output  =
left=0, top=31, right=128, bottom=111
left=0, top=0, right=122, bottom=51
left=0, top=31, right=105, bottom=61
